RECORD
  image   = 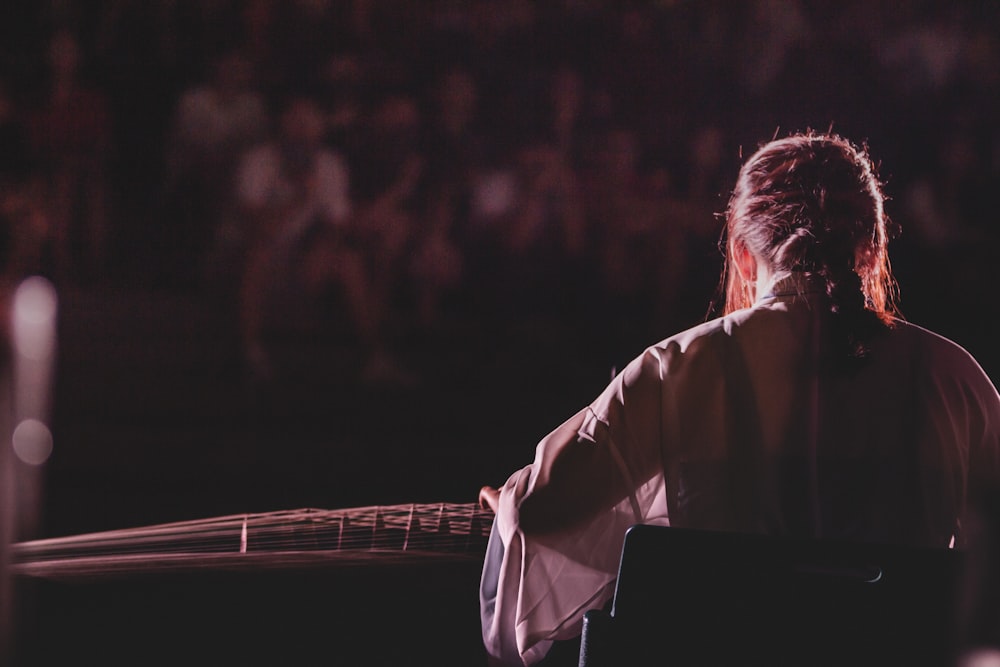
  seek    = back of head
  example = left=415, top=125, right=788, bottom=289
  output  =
left=721, top=132, right=900, bottom=359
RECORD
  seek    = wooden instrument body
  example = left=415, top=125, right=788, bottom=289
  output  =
left=9, top=503, right=495, bottom=666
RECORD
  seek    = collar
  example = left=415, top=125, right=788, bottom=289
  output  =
left=756, top=272, right=825, bottom=304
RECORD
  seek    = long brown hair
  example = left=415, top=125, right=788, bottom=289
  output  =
left=719, top=132, right=901, bottom=357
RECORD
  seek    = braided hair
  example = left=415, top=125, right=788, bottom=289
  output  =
left=720, top=132, right=901, bottom=359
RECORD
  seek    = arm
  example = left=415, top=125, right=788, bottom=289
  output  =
left=480, top=348, right=670, bottom=666
left=496, top=346, right=668, bottom=537
left=479, top=485, right=499, bottom=513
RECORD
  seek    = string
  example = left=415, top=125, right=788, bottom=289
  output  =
left=16, top=504, right=493, bottom=557
left=11, top=503, right=496, bottom=564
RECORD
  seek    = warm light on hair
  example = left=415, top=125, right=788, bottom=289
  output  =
left=720, top=132, right=900, bottom=326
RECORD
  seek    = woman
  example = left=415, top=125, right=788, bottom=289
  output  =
left=479, top=132, right=1000, bottom=666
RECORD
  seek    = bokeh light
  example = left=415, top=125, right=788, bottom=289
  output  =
left=12, top=276, right=58, bottom=362
left=11, top=418, right=53, bottom=466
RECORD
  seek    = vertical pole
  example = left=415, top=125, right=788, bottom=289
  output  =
left=1, top=276, right=58, bottom=663
left=0, top=287, right=15, bottom=664
left=10, top=277, right=58, bottom=542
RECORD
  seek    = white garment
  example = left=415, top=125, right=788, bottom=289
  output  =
left=235, top=142, right=351, bottom=243
left=482, top=280, right=1000, bottom=666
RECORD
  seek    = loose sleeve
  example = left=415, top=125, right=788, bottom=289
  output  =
left=481, top=348, right=670, bottom=666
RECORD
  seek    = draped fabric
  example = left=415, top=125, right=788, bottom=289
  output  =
left=481, top=276, right=1000, bottom=666
left=481, top=462, right=668, bottom=667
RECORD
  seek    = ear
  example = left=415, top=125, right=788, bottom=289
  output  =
left=732, top=240, right=757, bottom=283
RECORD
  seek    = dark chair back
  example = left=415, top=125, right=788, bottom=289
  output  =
left=579, top=525, right=964, bottom=667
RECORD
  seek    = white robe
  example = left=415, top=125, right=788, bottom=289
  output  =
left=481, top=279, right=1000, bottom=666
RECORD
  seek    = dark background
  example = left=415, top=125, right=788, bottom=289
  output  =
left=1, top=1, right=998, bottom=665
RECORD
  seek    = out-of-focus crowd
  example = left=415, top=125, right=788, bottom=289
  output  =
left=0, top=0, right=997, bottom=385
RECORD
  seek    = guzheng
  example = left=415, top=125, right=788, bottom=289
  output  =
left=9, top=502, right=496, bottom=581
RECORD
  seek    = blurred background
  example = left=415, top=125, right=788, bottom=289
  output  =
left=0, top=1, right=998, bottom=664
left=0, top=0, right=996, bottom=546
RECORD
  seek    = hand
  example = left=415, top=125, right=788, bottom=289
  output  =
left=479, top=486, right=500, bottom=513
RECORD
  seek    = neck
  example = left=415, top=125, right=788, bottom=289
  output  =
left=757, top=272, right=825, bottom=302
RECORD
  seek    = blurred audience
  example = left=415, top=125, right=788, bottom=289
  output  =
left=163, top=47, right=269, bottom=289
left=338, top=89, right=424, bottom=386
left=416, top=64, right=489, bottom=327
left=0, top=78, right=49, bottom=288
left=3, top=0, right=996, bottom=388
left=26, top=27, right=111, bottom=285
left=583, top=125, right=685, bottom=351
left=231, top=94, right=351, bottom=379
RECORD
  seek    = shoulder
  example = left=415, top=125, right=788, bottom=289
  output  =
left=875, top=320, right=1000, bottom=415
left=884, top=320, right=989, bottom=373
left=607, top=315, right=740, bottom=394
left=643, top=309, right=750, bottom=364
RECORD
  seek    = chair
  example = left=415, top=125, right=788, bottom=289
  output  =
left=578, top=525, right=964, bottom=667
